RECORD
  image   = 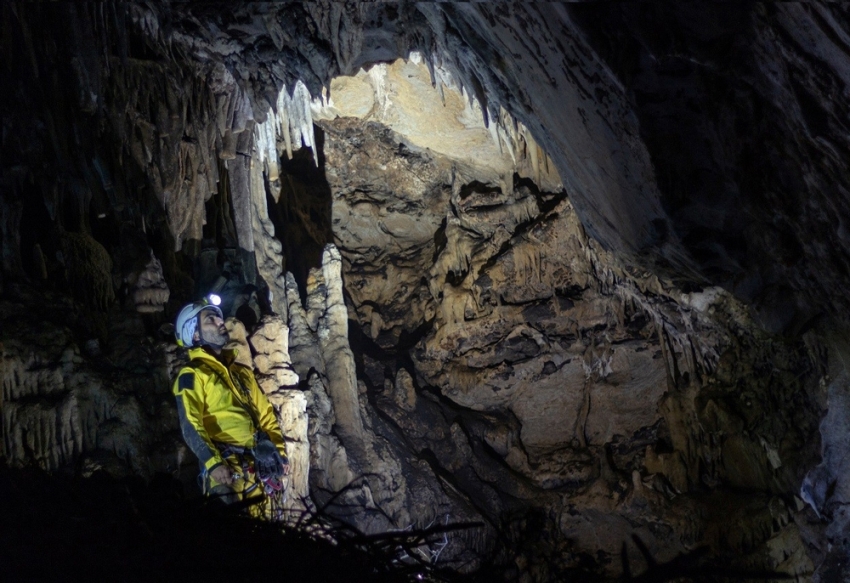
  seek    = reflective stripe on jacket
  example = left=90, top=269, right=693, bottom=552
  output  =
left=172, top=347, right=287, bottom=473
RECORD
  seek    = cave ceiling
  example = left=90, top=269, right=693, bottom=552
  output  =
left=2, top=2, right=850, bottom=581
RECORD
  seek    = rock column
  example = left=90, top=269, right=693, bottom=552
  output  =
left=247, top=316, right=307, bottom=513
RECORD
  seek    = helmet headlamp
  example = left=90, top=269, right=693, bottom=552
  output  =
left=174, top=293, right=225, bottom=347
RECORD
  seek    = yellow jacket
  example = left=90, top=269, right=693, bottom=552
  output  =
left=172, top=347, right=287, bottom=474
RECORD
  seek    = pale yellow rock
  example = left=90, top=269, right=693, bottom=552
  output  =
left=317, top=244, right=366, bottom=449
left=248, top=145, right=289, bottom=319
left=250, top=317, right=299, bottom=392
left=130, top=252, right=170, bottom=313
left=393, top=368, right=417, bottom=412
left=224, top=318, right=253, bottom=368
left=250, top=316, right=293, bottom=368
left=273, top=390, right=309, bottom=514
left=313, top=56, right=562, bottom=192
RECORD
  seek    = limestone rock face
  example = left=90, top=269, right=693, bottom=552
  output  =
left=1, top=292, right=184, bottom=479
left=60, top=232, right=115, bottom=313
left=313, top=114, right=829, bottom=577
left=129, top=252, right=170, bottom=313
left=249, top=315, right=299, bottom=395
left=313, top=56, right=562, bottom=193
left=572, top=3, right=850, bottom=333
left=4, top=3, right=850, bottom=328
left=323, top=119, right=453, bottom=343
left=248, top=315, right=308, bottom=510
left=3, top=2, right=850, bottom=581
left=277, top=245, right=484, bottom=556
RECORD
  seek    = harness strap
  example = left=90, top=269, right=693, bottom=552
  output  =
left=213, top=441, right=248, bottom=459
left=208, top=441, right=261, bottom=497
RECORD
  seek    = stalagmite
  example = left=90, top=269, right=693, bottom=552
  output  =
left=274, top=391, right=309, bottom=514
left=130, top=251, right=170, bottom=313
left=316, top=245, right=366, bottom=449
left=250, top=316, right=299, bottom=393
left=284, top=272, right=324, bottom=378
left=248, top=316, right=308, bottom=512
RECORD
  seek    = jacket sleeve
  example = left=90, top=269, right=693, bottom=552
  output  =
left=172, top=369, right=224, bottom=473
left=244, top=370, right=288, bottom=460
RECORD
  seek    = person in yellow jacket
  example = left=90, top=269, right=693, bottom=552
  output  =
left=172, top=295, right=290, bottom=517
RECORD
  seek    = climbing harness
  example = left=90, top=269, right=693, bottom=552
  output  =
left=210, top=442, right=260, bottom=491
left=189, top=357, right=289, bottom=520
left=213, top=441, right=288, bottom=520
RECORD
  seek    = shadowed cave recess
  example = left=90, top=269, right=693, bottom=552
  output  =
left=2, top=3, right=850, bottom=581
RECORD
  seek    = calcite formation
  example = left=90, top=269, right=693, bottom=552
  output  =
left=2, top=2, right=849, bottom=581
left=315, top=113, right=829, bottom=576
left=60, top=232, right=115, bottom=312
left=246, top=315, right=307, bottom=512
left=129, top=252, right=170, bottom=313
left=1, top=293, right=183, bottom=479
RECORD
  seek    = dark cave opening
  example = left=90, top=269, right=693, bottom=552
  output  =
left=265, top=125, right=334, bottom=304
left=202, top=160, right=239, bottom=251
left=19, top=184, right=56, bottom=283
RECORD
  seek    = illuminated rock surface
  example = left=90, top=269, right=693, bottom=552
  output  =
left=2, top=3, right=849, bottom=581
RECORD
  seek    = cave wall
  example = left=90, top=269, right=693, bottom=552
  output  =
left=571, top=2, right=850, bottom=335
left=6, top=3, right=848, bottom=325
left=316, top=114, right=831, bottom=577
left=2, top=2, right=849, bottom=581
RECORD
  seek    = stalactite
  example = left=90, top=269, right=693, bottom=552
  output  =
left=227, top=132, right=255, bottom=253
left=247, top=139, right=288, bottom=319
left=2, top=3, right=844, bottom=576
left=255, top=80, right=317, bottom=171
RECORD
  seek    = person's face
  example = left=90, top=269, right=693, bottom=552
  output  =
left=195, top=308, right=228, bottom=349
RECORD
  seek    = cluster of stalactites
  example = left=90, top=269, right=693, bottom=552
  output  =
left=303, top=50, right=558, bottom=189
left=422, top=51, right=557, bottom=187
left=255, top=80, right=318, bottom=182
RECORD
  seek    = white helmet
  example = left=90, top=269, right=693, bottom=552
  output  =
left=174, top=294, right=223, bottom=347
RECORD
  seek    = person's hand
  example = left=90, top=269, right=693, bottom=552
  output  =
left=252, top=433, right=287, bottom=479
left=210, top=464, right=235, bottom=485
left=282, top=459, right=291, bottom=476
